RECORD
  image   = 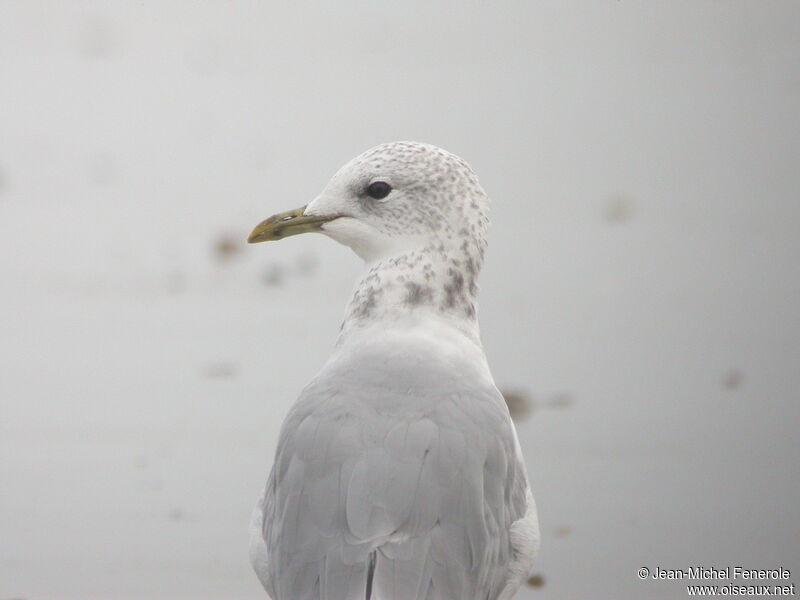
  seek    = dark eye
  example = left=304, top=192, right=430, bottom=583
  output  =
left=366, top=181, right=392, bottom=200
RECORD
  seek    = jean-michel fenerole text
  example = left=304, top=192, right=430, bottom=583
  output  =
left=651, top=567, right=791, bottom=581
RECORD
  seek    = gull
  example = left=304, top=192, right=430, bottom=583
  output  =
left=247, top=142, right=539, bottom=600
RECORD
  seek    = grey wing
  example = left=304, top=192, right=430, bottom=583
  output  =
left=252, top=383, right=538, bottom=600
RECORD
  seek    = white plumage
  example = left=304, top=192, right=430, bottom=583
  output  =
left=248, top=142, right=539, bottom=600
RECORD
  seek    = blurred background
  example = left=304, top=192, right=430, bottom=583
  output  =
left=1, top=2, right=798, bottom=599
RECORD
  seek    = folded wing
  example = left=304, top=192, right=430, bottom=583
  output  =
left=254, top=380, right=533, bottom=600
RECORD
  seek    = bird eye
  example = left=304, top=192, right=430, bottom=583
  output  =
left=366, top=181, right=392, bottom=200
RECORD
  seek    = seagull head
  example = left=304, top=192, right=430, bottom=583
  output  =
left=248, top=141, right=488, bottom=264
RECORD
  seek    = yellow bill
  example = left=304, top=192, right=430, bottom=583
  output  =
left=247, top=206, right=338, bottom=244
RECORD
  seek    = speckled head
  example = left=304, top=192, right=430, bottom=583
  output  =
left=303, top=141, right=489, bottom=263
left=248, top=142, right=491, bottom=331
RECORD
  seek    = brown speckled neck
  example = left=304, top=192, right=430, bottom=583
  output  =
left=338, top=236, right=485, bottom=343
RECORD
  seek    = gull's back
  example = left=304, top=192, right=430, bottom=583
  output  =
left=250, top=321, right=538, bottom=600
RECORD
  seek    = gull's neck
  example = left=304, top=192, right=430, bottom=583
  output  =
left=336, top=242, right=484, bottom=347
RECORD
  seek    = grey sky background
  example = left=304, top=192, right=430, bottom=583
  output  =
left=1, top=2, right=798, bottom=599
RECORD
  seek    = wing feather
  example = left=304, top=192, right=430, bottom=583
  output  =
left=252, top=373, right=537, bottom=600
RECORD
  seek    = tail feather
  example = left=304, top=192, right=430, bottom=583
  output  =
left=365, top=551, right=377, bottom=600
